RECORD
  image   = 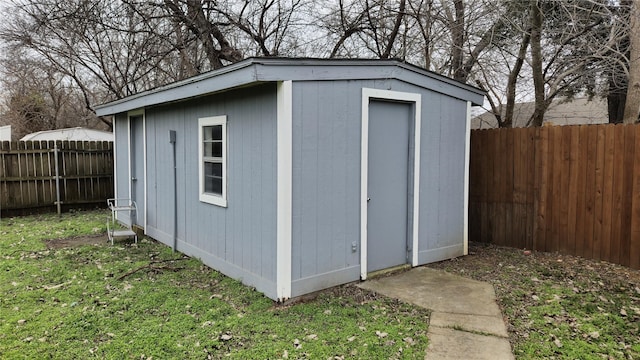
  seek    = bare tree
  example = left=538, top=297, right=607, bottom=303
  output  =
left=1, top=47, right=103, bottom=139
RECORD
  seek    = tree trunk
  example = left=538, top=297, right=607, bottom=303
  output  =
left=529, top=0, right=545, bottom=127
left=451, top=0, right=465, bottom=82
left=608, top=84, right=626, bottom=124
left=623, top=0, right=640, bottom=124
left=504, top=30, right=531, bottom=128
left=381, top=0, right=406, bottom=59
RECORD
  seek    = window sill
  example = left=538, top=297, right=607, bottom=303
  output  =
left=200, top=193, right=227, bottom=207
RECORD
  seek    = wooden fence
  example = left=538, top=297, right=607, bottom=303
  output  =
left=0, top=141, right=113, bottom=216
left=470, top=124, right=640, bottom=269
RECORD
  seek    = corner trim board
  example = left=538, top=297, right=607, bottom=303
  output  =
left=464, top=101, right=471, bottom=255
left=360, top=88, right=422, bottom=280
left=276, top=80, right=293, bottom=301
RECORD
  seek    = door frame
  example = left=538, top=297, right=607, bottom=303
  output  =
left=127, top=108, right=146, bottom=230
left=360, top=88, right=422, bottom=280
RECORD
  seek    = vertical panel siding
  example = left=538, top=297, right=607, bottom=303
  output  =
left=291, top=80, right=364, bottom=282
left=291, top=79, right=467, bottom=285
left=143, top=84, right=277, bottom=285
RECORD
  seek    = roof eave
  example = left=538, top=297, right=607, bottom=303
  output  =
left=94, top=58, right=485, bottom=116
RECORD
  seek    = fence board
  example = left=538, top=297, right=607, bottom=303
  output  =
left=470, top=123, right=640, bottom=269
left=621, top=126, right=635, bottom=267
left=631, top=125, right=640, bottom=269
left=0, top=140, right=113, bottom=215
left=566, top=127, right=579, bottom=255
left=574, top=126, right=588, bottom=258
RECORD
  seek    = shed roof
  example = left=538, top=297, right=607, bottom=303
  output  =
left=94, top=58, right=485, bottom=116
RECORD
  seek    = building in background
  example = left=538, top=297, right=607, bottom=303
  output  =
left=20, top=127, right=113, bottom=142
left=472, top=98, right=608, bottom=129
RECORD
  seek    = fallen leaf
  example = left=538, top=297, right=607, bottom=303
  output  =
left=323, top=310, right=332, bottom=315
left=220, top=334, right=232, bottom=341
left=305, top=334, right=317, bottom=340
left=554, top=339, right=563, bottom=348
left=403, top=337, right=416, bottom=345
left=589, top=331, right=600, bottom=339
left=620, top=308, right=627, bottom=316
left=347, top=336, right=356, bottom=342
left=375, top=331, right=388, bottom=338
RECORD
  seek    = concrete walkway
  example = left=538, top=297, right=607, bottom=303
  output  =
left=358, top=267, right=514, bottom=360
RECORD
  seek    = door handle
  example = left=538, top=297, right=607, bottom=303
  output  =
left=367, top=197, right=371, bottom=202
left=131, top=177, right=137, bottom=182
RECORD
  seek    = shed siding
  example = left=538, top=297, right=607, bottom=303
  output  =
left=418, top=94, right=467, bottom=262
left=142, top=84, right=278, bottom=297
left=290, top=79, right=468, bottom=296
left=291, top=80, right=364, bottom=291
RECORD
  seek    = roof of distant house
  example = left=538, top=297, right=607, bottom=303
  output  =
left=472, top=97, right=608, bottom=129
left=20, top=127, right=113, bottom=142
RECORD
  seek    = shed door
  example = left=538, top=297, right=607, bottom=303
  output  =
left=367, top=100, right=411, bottom=272
left=130, top=114, right=144, bottom=227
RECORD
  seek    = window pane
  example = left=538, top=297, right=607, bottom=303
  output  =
left=205, top=176, right=222, bottom=195
left=212, top=141, right=222, bottom=157
left=204, top=142, right=213, bottom=157
left=204, top=126, right=213, bottom=141
left=211, top=125, right=222, bottom=140
left=205, top=162, right=222, bottom=177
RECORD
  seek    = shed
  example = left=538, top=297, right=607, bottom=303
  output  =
left=94, top=58, right=485, bottom=301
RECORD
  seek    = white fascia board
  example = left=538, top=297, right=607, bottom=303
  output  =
left=276, top=80, right=293, bottom=301
left=94, top=59, right=485, bottom=117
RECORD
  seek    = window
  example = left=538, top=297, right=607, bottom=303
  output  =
left=198, top=116, right=227, bottom=207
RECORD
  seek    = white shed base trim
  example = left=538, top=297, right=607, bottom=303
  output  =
left=417, top=244, right=464, bottom=265
left=290, top=266, right=360, bottom=298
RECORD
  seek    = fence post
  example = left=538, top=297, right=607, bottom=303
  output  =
left=54, top=143, right=61, bottom=215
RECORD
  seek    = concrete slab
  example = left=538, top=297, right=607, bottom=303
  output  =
left=358, top=267, right=501, bottom=317
left=429, top=312, right=509, bottom=338
left=358, top=267, right=514, bottom=360
left=426, top=327, right=514, bottom=360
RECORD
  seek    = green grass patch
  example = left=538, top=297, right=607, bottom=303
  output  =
left=1, top=210, right=429, bottom=359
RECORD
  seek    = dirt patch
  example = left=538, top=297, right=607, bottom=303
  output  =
left=45, top=234, right=108, bottom=249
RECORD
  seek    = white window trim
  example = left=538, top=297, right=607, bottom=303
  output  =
left=360, top=88, right=422, bottom=280
left=198, top=115, right=228, bottom=207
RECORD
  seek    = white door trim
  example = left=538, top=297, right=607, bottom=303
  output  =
left=127, top=108, right=146, bottom=230
left=360, top=88, right=422, bottom=280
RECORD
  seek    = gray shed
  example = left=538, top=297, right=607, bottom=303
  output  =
left=94, top=58, right=484, bottom=301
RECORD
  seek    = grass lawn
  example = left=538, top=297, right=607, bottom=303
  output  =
left=0, top=210, right=429, bottom=359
